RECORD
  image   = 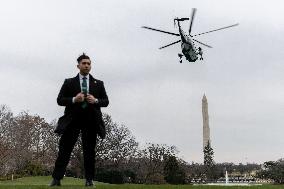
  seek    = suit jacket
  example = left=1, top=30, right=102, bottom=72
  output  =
left=55, top=74, right=109, bottom=139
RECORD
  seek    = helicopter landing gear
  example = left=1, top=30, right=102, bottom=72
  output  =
left=178, top=53, right=183, bottom=63
left=198, top=47, right=203, bottom=60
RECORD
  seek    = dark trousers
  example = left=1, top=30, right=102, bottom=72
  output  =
left=52, top=120, right=97, bottom=180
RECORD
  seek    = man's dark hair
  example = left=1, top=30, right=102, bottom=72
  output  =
left=77, top=53, right=90, bottom=63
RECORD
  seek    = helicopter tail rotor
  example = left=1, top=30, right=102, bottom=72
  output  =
left=174, top=18, right=189, bottom=22
left=174, top=17, right=189, bottom=28
left=179, top=18, right=190, bottom=21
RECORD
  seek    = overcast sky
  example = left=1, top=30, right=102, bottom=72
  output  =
left=0, top=0, right=283, bottom=164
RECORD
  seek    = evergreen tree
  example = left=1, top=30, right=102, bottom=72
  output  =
left=203, top=141, right=214, bottom=167
left=203, top=141, right=217, bottom=181
left=164, top=155, right=186, bottom=184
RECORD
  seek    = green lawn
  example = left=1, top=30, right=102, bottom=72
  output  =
left=0, top=176, right=282, bottom=189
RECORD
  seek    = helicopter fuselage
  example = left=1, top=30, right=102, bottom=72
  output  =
left=178, top=23, right=198, bottom=62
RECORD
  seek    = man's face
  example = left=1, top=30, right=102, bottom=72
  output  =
left=77, top=58, right=91, bottom=75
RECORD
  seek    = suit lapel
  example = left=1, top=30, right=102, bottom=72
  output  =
left=73, top=74, right=81, bottom=94
left=89, top=74, right=98, bottom=96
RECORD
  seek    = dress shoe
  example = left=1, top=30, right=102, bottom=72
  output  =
left=85, top=179, right=95, bottom=187
left=49, top=178, right=61, bottom=187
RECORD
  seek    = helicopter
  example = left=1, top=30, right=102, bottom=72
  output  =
left=142, top=8, right=238, bottom=63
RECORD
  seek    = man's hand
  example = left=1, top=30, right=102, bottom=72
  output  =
left=74, top=92, right=85, bottom=103
left=86, top=94, right=98, bottom=104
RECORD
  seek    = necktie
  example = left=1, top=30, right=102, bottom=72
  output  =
left=81, top=77, right=88, bottom=108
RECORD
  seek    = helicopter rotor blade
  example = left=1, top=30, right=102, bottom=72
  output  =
left=189, top=8, right=197, bottom=35
left=192, top=39, right=212, bottom=48
left=142, top=26, right=180, bottom=36
left=193, top=23, right=239, bottom=36
left=159, top=40, right=181, bottom=49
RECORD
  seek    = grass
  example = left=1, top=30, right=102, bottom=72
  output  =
left=0, top=176, right=283, bottom=189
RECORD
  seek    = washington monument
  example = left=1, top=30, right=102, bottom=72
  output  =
left=202, top=94, right=210, bottom=150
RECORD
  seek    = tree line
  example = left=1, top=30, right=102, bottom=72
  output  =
left=0, top=104, right=185, bottom=184
left=0, top=104, right=283, bottom=184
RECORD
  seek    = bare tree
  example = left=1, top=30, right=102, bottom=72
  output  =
left=132, top=143, right=178, bottom=183
left=0, top=105, right=14, bottom=175
left=0, top=106, right=59, bottom=176
left=96, top=113, right=139, bottom=169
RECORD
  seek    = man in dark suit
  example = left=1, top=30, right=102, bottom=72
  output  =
left=50, top=53, right=109, bottom=187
